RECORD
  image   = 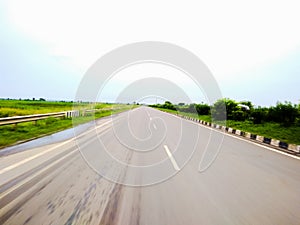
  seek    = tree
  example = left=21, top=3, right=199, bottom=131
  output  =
left=187, top=104, right=197, bottom=113
left=162, top=101, right=176, bottom=110
left=239, top=101, right=253, bottom=111
left=224, top=99, right=239, bottom=119
left=211, top=99, right=227, bottom=121
left=251, top=107, right=267, bottom=124
left=270, top=102, right=298, bottom=126
left=195, top=104, right=210, bottom=115
left=211, top=98, right=254, bottom=121
left=231, top=109, right=245, bottom=121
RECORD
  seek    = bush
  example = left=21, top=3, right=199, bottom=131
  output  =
left=271, top=102, right=298, bottom=126
left=163, top=101, right=176, bottom=110
left=232, top=110, right=245, bottom=121
left=195, top=104, right=210, bottom=115
left=211, top=99, right=227, bottom=121
left=251, top=107, right=267, bottom=124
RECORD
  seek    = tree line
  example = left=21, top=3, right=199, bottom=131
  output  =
left=150, top=99, right=300, bottom=127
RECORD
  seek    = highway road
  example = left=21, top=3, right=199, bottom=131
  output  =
left=0, top=106, right=300, bottom=225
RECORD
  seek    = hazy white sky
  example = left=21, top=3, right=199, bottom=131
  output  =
left=0, top=0, right=299, bottom=106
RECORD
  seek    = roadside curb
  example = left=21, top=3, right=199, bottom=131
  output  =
left=176, top=114, right=300, bottom=156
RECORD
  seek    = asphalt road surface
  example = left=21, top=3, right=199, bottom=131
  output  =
left=0, top=106, right=299, bottom=225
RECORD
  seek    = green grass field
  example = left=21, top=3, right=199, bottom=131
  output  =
left=0, top=100, right=73, bottom=117
left=0, top=100, right=135, bottom=148
left=156, top=108, right=300, bottom=145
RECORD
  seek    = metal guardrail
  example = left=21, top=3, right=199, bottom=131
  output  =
left=0, top=111, right=78, bottom=126
left=0, top=107, right=123, bottom=126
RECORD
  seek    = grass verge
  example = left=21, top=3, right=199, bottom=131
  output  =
left=0, top=105, right=136, bottom=149
left=155, top=107, right=300, bottom=145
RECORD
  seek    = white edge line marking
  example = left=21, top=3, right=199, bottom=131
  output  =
left=0, top=139, right=75, bottom=175
left=164, top=145, right=180, bottom=171
left=153, top=108, right=300, bottom=161
left=0, top=119, right=116, bottom=175
left=187, top=117, right=300, bottom=161
left=145, top=108, right=152, bottom=121
left=145, top=109, right=151, bottom=117
left=0, top=133, right=102, bottom=199
left=0, top=147, right=78, bottom=199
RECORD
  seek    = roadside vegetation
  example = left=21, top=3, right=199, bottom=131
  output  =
left=0, top=99, right=136, bottom=148
left=0, top=99, right=74, bottom=117
left=150, top=99, right=300, bottom=145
